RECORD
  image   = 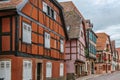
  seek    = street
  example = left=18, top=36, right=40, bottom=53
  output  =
left=88, top=71, right=120, bottom=80
left=76, top=71, right=120, bottom=80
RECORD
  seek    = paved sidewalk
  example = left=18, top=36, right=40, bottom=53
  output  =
left=76, top=73, right=109, bottom=80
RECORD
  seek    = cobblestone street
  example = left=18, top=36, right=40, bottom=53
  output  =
left=76, top=71, right=120, bottom=80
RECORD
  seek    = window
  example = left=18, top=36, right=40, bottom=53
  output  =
left=67, top=26, right=70, bottom=31
left=22, top=22, right=31, bottom=44
left=42, top=1, right=56, bottom=20
left=43, top=2, right=47, bottom=13
left=23, top=60, right=32, bottom=80
left=60, top=39, right=64, bottom=53
left=0, top=61, right=11, bottom=80
left=47, top=6, right=50, bottom=16
left=60, top=63, right=64, bottom=76
left=46, top=62, right=52, bottom=77
left=44, top=32, right=50, bottom=49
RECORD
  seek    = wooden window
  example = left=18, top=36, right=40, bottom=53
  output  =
left=60, top=39, right=64, bottom=53
left=46, top=62, right=52, bottom=77
left=60, top=63, right=64, bottom=76
left=23, top=60, right=32, bottom=80
left=22, top=22, right=31, bottom=44
left=43, top=2, right=47, bottom=13
left=44, top=32, right=50, bottom=49
left=0, top=61, right=11, bottom=80
left=43, top=1, right=56, bottom=20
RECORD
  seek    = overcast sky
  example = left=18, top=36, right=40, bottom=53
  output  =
left=58, top=0, right=120, bottom=48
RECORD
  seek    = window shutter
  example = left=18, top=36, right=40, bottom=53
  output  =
left=44, top=32, right=50, bottom=49
left=48, top=34, right=50, bottom=48
left=22, top=22, right=31, bottom=44
left=46, top=62, right=52, bottom=77
left=60, top=63, right=64, bottom=76
left=54, top=11, right=56, bottom=20
left=44, top=32, right=47, bottom=48
left=23, top=60, right=32, bottom=80
left=43, top=2, right=47, bottom=13
left=0, top=61, right=11, bottom=80
left=60, top=40, right=64, bottom=53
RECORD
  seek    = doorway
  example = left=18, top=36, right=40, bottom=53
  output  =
left=37, top=63, right=42, bottom=80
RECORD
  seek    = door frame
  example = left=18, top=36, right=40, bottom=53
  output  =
left=36, top=60, right=43, bottom=80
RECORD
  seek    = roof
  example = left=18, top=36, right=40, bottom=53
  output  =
left=60, top=1, right=85, bottom=39
left=60, top=1, right=85, bottom=20
left=96, top=33, right=109, bottom=51
left=0, top=0, right=22, bottom=10
left=0, top=0, right=68, bottom=40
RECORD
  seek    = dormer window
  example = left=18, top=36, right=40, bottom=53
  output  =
left=67, top=26, right=70, bottom=31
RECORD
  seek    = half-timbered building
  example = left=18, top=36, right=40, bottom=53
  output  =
left=95, top=33, right=112, bottom=74
left=60, top=1, right=87, bottom=79
left=0, top=0, right=68, bottom=80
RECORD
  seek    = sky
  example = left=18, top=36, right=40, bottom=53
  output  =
left=58, top=0, right=120, bottom=48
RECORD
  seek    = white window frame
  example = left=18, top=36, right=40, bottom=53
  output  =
left=60, top=39, right=64, bottom=53
left=22, top=22, right=32, bottom=44
left=46, top=62, right=52, bottom=78
left=44, top=32, right=50, bottom=49
left=43, top=1, right=56, bottom=20
left=0, top=60, right=11, bottom=80
left=60, top=63, right=64, bottom=76
left=23, top=60, right=32, bottom=80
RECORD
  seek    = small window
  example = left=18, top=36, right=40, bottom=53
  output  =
left=22, top=22, right=31, bottom=44
left=60, top=39, right=64, bottom=53
left=42, top=1, right=56, bottom=20
left=46, top=62, right=52, bottom=77
left=43, top=2, right=47, bottom=13
left=44, top=32, right=50, bottom=49
left=60, top=63, right=64, bottom=76
left=67, top=26, right=70, bottom=31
